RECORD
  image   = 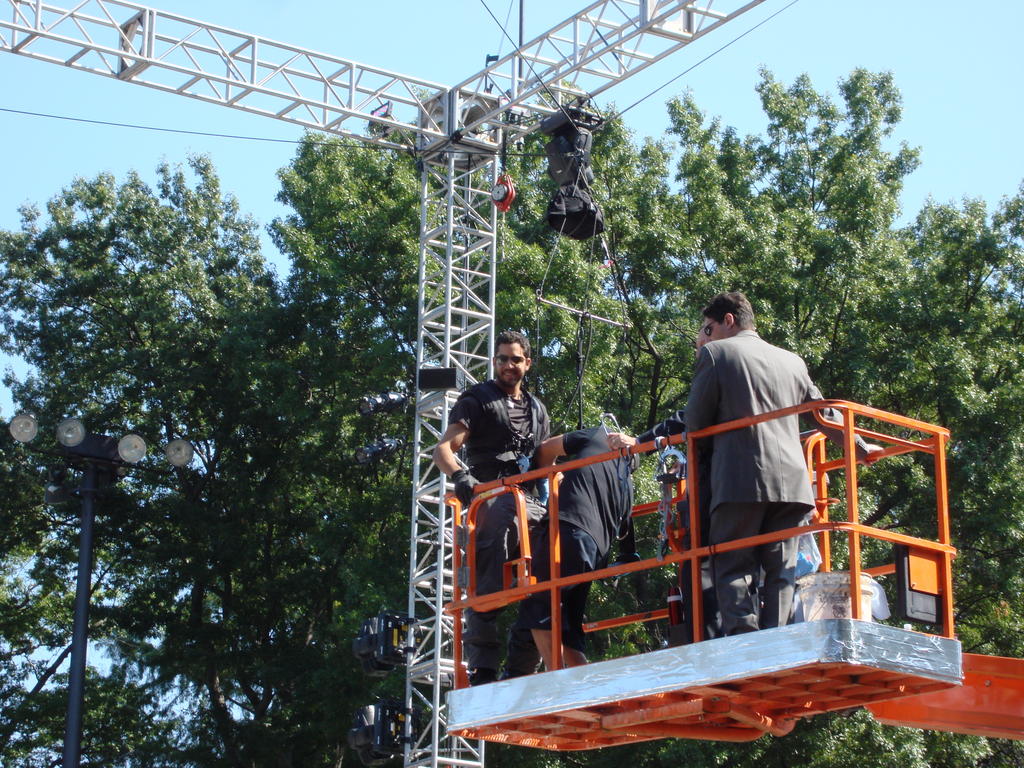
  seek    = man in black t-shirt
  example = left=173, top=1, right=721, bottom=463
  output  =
left=518, top=426, right=634, bottom=668
left=433, top=331, right=550, bottom=685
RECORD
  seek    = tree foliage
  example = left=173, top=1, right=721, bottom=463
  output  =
left=2, top=68, right=1023, bottom=767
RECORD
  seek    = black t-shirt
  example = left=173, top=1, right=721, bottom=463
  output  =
left=448, top=382, right=549, bottom=482
left=556, top=426, right=634, bottom=556
left=504, top=393, right=530, bottom=436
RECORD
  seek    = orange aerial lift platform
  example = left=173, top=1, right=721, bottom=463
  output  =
left=444, top=401, right=1024, bottom=750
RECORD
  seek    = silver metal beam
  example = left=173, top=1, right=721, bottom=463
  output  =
left=406, top=152, right=499, bottom=768
left=1, top=1, right=768, bottom=155
left=0, top=0, right=448, bottom=150
left=437, top=0, right=769, bottom=147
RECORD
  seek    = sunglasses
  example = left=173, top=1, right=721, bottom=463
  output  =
left=495, top=354, right=526, bottom=365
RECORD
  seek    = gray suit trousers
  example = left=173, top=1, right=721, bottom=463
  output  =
left=710, top=501, right=813, bottom=635
left=463, top=491, right=545, bottom=673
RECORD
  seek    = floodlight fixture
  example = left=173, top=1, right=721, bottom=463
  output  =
left=7, top=408, right=194, bottom=768
left=354, top=437, right=402, bottom=465
left=358, top=392, right=408, bottom=417
left=116, top=434, right=147, bottom=464
left=9, top=412, right=38, bottom=443
left=164, top=439, right=195, bottom=467
left=56, top=418, right=87, bottom=448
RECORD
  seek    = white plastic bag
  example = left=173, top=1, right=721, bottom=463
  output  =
left=795, top=532, right=823, bottom=578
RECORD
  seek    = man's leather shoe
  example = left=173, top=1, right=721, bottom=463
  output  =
left=468, top=668, right=497, bottom=686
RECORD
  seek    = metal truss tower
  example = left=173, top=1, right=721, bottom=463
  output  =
left=0, top=2, right=768, bottom=766
left=406, top=149, right=500, bottom=767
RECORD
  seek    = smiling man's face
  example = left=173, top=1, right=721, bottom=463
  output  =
left=494, top=342, right=531, bottom=394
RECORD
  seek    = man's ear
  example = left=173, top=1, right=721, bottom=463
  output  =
left=722, top=312, right=736, bottom=328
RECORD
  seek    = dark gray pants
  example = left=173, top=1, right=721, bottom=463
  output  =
left=710, top=501, right=813, bottom=636
left=463, top=491, right=545, bottom=673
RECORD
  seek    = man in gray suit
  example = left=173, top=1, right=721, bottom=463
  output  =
left=685, top=292, right=879, bottom=635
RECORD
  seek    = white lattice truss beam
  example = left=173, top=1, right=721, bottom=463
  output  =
left=406, top=155, right=498, bottom=768
left=1, top=0, right=766, bottom=155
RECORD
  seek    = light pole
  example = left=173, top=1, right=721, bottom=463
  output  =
left=8, top=413, right=193, bottom=768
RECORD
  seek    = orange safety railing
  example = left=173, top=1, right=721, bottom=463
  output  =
left=445, top=400, right=955, bottom=686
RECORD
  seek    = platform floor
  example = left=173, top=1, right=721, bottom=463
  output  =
left=447, top=619, right=962, bottom=750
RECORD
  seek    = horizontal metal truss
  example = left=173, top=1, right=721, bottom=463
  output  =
left=1, top=0, right=767, bottom=157
left=441, top=0, right=768, bottom=146
left=0, top=0, right=448, bottom=150
left=405, top=155, right=497, bottom=768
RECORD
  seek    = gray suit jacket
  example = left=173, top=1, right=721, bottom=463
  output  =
left=685, top=330, right=841, bottom=510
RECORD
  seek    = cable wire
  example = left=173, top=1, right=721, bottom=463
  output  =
left=0, top=106, right=553, bottom=159
left=0, top=106, right=305, bottom=144
left=476, top=0, right=584, bottom=132
left=611, top=0, right=802, bottom=121
left=494, top=0, right=516, bottom=59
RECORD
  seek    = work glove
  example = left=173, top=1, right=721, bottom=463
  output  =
left=451, top=469, right=480, bottom=507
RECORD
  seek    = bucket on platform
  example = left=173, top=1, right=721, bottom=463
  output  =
left=795, top=571, right=874, bottom=621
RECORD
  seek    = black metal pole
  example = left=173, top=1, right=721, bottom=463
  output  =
left=62, top=462, right=97, bottom=768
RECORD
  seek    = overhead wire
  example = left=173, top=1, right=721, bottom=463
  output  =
left=610, top=0, right=802, bottom=121
left=494, top=0, right=517, bottom=59
left=0, top=106, right=305, bottom=144
left=0, top=106, right=552, bottom=158
left=475, top=0, right=585, bottom=133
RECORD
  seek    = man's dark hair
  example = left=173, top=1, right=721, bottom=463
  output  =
left=496, top=330, right=532, bottom=358
left=702, top=291, right=755, bottom=330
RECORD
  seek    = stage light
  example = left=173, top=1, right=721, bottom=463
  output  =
left=355, top=437, right=402, bottom=465
left=349, top=700, right=419, bottom=766
left=352, top=612, right=414, bottom=676
left=358, top=392, right=408, bottom=417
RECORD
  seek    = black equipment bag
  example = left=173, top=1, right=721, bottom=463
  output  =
left=546, top=182, right=605, bottom=240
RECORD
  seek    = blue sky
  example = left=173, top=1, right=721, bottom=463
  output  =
left=2, top=0, right=1022, bottom=420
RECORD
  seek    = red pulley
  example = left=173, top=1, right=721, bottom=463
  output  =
left=491, top=173, right=516, bottom=212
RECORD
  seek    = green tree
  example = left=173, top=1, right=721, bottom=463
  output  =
left=0, top=154, right=414, bottom=766
left=3, top=64, right=1023, bottom=768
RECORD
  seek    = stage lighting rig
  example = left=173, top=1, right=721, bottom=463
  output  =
left=349, top=699, right=420, bottom=766
left=355, top=437, right=403, bottom=465
left=352, top=612, right=415, bottom=676
left=358, top=392, right=409, bottom=417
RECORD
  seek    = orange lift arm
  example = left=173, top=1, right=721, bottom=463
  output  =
left=868, top=653, right=1024, bottom=740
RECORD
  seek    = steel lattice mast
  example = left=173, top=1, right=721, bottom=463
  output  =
left=0, top=2, right=768, bottom=766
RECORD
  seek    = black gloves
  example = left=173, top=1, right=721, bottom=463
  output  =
left=451, top=469, right=480, bottom=507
